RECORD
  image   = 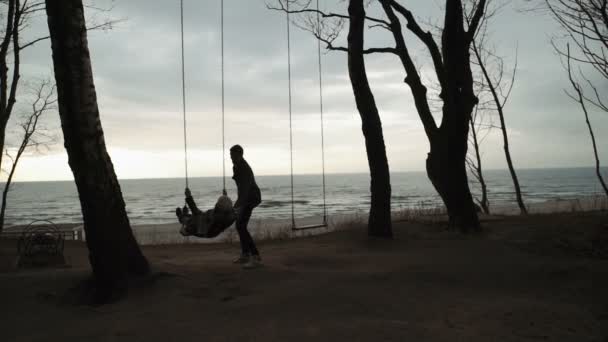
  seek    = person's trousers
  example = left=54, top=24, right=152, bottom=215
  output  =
left=235, top=206, right=259, bottom=256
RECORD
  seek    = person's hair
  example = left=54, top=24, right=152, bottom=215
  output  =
left=230, top=144, right=243, bottom=154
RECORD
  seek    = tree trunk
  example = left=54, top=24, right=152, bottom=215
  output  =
left=426, top=0, right=480, bottom=232
left=0, top=0, right=20, bottom=173
left=44, top=0, right=149, bottom=302
left=0, top=162, right=12, bottom=232
left=427, top=133, right=480, bottom=232
left=499, top=113, right=527, bottom=214
left=0, top=143, right=22, bottom=232
left=378, top=0, right=482, bottom=232
left=469, top=119, right=489, bottom=214
left=347, top=0, right=392, bottom=238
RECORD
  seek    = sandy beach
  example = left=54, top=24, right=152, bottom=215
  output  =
left=0, top=210, right=607, bottom=341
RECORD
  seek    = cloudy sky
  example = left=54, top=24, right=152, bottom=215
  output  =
left=5, top=0, right=608, bottom=181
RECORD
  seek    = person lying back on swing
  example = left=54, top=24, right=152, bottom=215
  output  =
left=176, top=188, right=236, bottom=238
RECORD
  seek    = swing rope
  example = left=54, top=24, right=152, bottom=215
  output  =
left=221, top=0, right=226, bottom=192
left=181, top=0, right=228, bottom=193
left=286, top=2, right=296, bottom=228
left=316, top=0, right=328, bottom=225
left=287, top=0, right=328, bottom=229
left=180, top=0, right=189, bottom=189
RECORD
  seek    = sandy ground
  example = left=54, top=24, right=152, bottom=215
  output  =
left=1, top=211, right=607, bottom=342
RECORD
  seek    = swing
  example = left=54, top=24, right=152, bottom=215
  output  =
left=177, top=0, right=329, bottom=236
left=285, top=0, right=329, bottom=230
left=177, top=0, right=234, bottom=238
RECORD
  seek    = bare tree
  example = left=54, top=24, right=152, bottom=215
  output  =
left=466, top=2, right=528, bottom=214
left=273, top=0, right=488, bottom=232
left=467, top=104, right=491, bottom=214
left=534, top=0, right=608, bottom=196
left=347, top=0, right=393, bottom=237
left=44, top=0, right=149, bottom=303
left=0, top=79, right=56, bottom=232
left=540, top=0, right=608, bottom=84
left=0, top=0, right=118, bottom=173
left=566, top=44, right=608, bottom=196
left=270, top=0, right=393, bottom=237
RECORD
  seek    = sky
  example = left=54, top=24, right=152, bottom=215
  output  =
left=4, top=0, right=608, bottom=181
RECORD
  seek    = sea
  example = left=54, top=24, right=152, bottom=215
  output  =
left=2, top=167, right=607, bottom=227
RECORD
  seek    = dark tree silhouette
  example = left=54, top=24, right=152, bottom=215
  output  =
left=347, top=0, right=392, bottom=237
left=273, top=0, right=488, bottom=232
left=566, top=45, right=608, bottom=197
left=0, top=0, right=22, bottom=173
left=44, top=0, right=149, bottom=302
left=467, top=105, right=491, bottom=214
left=0, top=0, right=116, bottom=173
left=466, top=1, right=527, bottom=214
left=0, top=80, right=56, bottom=232
left=535, top=0, right=608, bottom=197
left=378, top=0, right=487, bottom=232
left=472, top=42, right=527, bottom=213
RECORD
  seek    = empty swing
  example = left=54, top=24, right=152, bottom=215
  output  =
left=285, top=0, right=329, bottom=230
left=176, top=0, right=235, bottom=238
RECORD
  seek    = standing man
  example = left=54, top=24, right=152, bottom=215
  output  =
left=230, top=144, right=262, bottom=269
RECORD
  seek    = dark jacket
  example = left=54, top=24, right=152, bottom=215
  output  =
left=182, top=195, right=235, bottom=238
left=232, top=159, right=261, bottom=209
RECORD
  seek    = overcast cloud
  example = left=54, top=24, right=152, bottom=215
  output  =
left=5, top=0, right=608, bottom=181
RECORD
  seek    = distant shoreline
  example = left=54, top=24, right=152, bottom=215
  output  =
left=2, top=195, right=605, bottom=246
left=4, top=166, right=607, bottom=184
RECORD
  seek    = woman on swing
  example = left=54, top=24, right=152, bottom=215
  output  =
left=175, top=145, right=262, bottom=269
left=176, top=188, right=235, bottom=239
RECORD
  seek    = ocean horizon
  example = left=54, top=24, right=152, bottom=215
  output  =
left=2, top=167, right=606, bottom=227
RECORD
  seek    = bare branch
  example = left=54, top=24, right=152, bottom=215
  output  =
left=565, top=43, right=608, bottom=196
left=20, top=18, right=125, bottom=51
left=387, top=0, right=446, bottom=90
left=467, top=0, right=488, bottom=41
left=267, top=0, right=390, bottom=26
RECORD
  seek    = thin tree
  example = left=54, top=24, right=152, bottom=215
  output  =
left=375, top=0, right=488, bottom=232
left=347, top=0, right=393, bottom=237
left=467, top=104, right=491, bottom=214
left=0, top=79, right=56, bottom=232
left=566, top=44, right=608, bottom=196
left=44, top=0, right=149, bottom=303
left=467, top=2, right=527, bottom=214
left=535, top=0, right=608, bottom=196
left=0, top=0, right=22, bottom=173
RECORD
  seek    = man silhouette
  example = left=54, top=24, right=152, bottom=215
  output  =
left=230, top=144, right=262, bottom=269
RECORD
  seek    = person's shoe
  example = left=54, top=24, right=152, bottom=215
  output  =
left=242, top=255, right=262, bottom=269
left=232, top=254, right=250, bottom=264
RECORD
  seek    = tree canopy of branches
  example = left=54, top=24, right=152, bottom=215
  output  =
left=537, top=0, right=608, bottom=196
left=274, top=0, right=488, bottom=232
left=271, top=0, right=393, bottom=237
left=567, top=44, right=608, bottom=196
left=0, top=0, right=117, bottom=173
left=0, top=79, right=56, bottom=232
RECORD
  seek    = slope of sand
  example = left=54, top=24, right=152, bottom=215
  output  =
left=0, top=212, right=607, bottom=341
